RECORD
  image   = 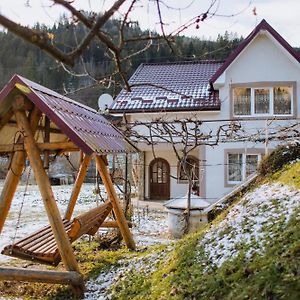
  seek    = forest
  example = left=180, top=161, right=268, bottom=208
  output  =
left=0, top=15, right=244, bottom=109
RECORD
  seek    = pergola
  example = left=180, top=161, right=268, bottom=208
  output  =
left=0, top=74, right=136, bottom=297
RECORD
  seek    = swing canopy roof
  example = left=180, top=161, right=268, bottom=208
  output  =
left=0, top=74, right=136, bottom=155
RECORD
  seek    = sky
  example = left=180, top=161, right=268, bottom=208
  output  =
left=0, top=0, right=300, bottom=46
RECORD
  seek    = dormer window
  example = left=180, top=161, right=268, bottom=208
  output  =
left=233, top=85, right=293, bottom=117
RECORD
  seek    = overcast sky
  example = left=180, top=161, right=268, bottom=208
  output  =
left=0, top=0, right=299, bottom=46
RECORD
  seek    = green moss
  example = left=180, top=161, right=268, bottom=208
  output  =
left=258, top=142, right=300, bottom=176
left=0, top=240, right=164, bottom=300
left=273, top=161, right=300, bottom=189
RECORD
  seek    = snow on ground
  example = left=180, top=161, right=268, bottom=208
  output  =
left=84, top=249, right=170, bottom=300
left=199, top=183, right=300, bottom=268
left=0, top=183, right=170, bottom=263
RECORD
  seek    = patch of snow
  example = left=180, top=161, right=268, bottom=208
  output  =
left=84, top=249, right=170, bottom=300
left=199, top=183, right=300, bottom=268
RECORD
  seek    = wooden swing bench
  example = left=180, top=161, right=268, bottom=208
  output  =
left=2, top=201, right=113, bottom=266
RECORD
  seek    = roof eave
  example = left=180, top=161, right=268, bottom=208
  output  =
left=109, top=105, right=221, bottom=114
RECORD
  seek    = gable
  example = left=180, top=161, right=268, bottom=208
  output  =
left=221, top=32, right=300, bottom=85
left=212, top=19, right=300, bottom=86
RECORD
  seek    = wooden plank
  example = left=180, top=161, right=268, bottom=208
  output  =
left=0, top=141, right=79, bottom=153
left=13, top=106, right=81, bottom=276
left=0, top=105, right=41, bottom=234
left=14, top=220, right=71, bottom=248
left=0, top=267, right=83, bottom=286
left=25, top=224, right=73, bottom=253
left=95, top=155, right=135, bottom=250
left=64, top=154, right=92, bottom=220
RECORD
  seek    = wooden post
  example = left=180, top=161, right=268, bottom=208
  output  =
left=64, top=154, right=92, bottom=220
left=95, top=155, right=135, bottom=250
left=13, top=106, right=82, bottom=277
left=0, top=106, right=41, bottom=234
left=0, top=151, right=25, bottom=233
left=43, top=116, right=50, bottom=169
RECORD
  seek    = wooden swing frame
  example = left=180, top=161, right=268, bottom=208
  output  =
left=0, top=94, right=135, bottom=297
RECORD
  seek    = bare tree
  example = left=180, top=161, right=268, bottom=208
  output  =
left=0, top=0, right=253, bottom=90
left=123, top=117, right=242, bottom=232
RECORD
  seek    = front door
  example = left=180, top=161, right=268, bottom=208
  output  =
left=149, top=158, right=170, bottom=200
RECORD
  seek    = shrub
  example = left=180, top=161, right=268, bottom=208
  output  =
left=258, top=141, right=300, bottom=176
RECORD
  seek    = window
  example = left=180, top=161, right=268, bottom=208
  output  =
left=178, top=157, right=199, bottom=181
left=227, top=153, right=260, bottom=184
left=151, top=159, right=168, bottom=184
left=233, top=88, right=251, bottom=115
left=178, top=156, right=199, bottom=193
left=233, top=86, right=292, bottom=116
left=274, top=87, right=292, bottom=114
left=254, top=88, right=270, bottom=114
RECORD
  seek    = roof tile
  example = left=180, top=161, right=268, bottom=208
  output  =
left=110, top=60, right=223, bottom=113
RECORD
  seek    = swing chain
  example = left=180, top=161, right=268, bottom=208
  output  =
left=11, top=166, right=32, bottom=247
left=11, top=115, right=43, bottom=245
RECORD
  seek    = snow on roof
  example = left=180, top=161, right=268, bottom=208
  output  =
left=110, top=61, right=223, bottom=113
left=165, top=193, right=210, bottom=209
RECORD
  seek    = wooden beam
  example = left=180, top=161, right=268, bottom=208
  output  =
left=13, top=107, right=82, bottom=278
left=13, top=95, right=33, bottom=111
left=64, top=154, right=92, bottom=220
left=95, top=155, right=135, bottom=250
left=0, top=106, right=41, bottom=234
left=101, top=220, right=132, bottom=228
left=0, top=267, right=83, bottom=286
left=7, top=120, right=63, bottom=134
left=0, top=141, right=79, bottom=153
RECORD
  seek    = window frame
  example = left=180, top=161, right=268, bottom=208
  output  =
left=224, top=149, right=265, bottom=187
left=177, top=156, right=199, bottom=184
left=227, top=153, right=261, bottom=185
left=231, top=82, right=296, bottom=118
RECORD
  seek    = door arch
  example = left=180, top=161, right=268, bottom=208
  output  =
left=149, top=158, right=170, bottom=200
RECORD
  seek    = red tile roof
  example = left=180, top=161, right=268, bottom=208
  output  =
left=0, top=75, right=135, bottom=155
left=210, top=19, right=300, bottom=83
left=110, top=61, right=223, bottom=113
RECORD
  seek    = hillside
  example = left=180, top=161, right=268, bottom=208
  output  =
left=106, top=155, right=300, bottom=299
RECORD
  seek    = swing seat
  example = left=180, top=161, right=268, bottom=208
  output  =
left=1, top=201, right=113, bottom=266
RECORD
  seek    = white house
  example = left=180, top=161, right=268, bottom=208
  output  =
left=109, top=20, right=300, bottom=204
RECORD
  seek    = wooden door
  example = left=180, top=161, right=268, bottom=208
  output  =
left=149, top=158, right=170, bottom=200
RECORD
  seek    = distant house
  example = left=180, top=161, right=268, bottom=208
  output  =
left=110, top=20, right=300, bottom=203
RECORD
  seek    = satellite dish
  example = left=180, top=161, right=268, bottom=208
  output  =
left=98, top=93, right=113, bottom=113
